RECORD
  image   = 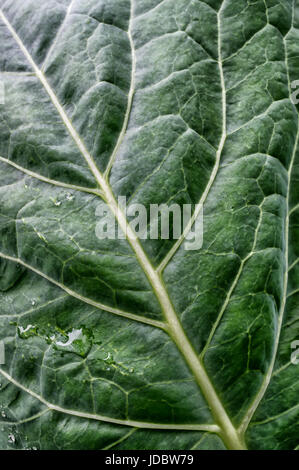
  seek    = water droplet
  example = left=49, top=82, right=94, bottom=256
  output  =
left=55, top=329, right=82, bottom=347
left=53, top=328, right=92, bottom=358
left=31, top=299, right=36, bottom=306
left=18, top=325, right=37, bottom=339
left=19, top=325, right=34, bottom=334
left=8, top=434, right=15, bottom=444
left=1, top=411, right=6, bottom=418
left=104, top=352, right=113, bottom=362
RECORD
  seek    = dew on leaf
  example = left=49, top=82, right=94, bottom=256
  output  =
left=8, top=434, right=15, bottom=444
left=18, top=325, right=37, bottom=339
left=52, top=327, right=92, bottom=358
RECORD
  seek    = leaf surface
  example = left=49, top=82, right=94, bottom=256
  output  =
left=0, top=0, right=298, bottom=450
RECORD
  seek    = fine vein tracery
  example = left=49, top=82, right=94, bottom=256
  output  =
left=0, top=0, right=296, bottom=450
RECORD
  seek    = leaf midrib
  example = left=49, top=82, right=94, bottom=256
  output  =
left=0, top=3, right=249, bottom=450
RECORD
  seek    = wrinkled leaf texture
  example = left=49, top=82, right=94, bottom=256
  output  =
left=0, top=0, right=298, bottom=451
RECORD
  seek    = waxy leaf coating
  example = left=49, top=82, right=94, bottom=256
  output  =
left=0, top=0, right=298, bottom=450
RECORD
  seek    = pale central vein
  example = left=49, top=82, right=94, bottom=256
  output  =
left=0, top=4, right=245, bottom=450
